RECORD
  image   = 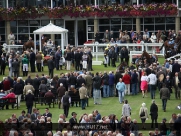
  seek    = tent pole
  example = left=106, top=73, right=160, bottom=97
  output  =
left=39, top=34, right=41, bottom=51
left=61, top=33, right=64, bottom=51
left=34, top=34, right=36, bottom=53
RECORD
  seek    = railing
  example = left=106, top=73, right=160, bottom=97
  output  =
left=3, top=44, right=23, bottom=53
left=84, top=43, right=164, bottom=54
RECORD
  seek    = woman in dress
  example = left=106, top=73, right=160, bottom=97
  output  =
left=140, top=72, right=148, bottom=98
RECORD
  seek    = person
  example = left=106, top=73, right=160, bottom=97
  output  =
left=65, top=50, right=72, bottom=71
left=148, top=71, right=157, bottom=99
left=69, top=112, right=77, bottom=127
left=108, top=71, right=115, bottom=97
left=39, top=80, right=48, bottom=105
left=0, top=90, right=6, bottom=109
left=79, top=83, right=88, bottom=110
left=92, top=72, right=102, bottom=104
left=13, top=78, right=23, bottom=108
left=139, top=103, right=149, bottom=129
left=160, top=83, right=170, bottom=112
left=23, top=82, right=35, bottom=95
left=84, top=71, right=93, bottom=97
left=47, top=56, right=54, bottom=79
left=8, top=31, right=15, bottom=45
left=0, top=55, right=6, bottom=75
left=25, top=90, right=35, bottom=114
left=30, top=49, right=36, bottom=72
left=94, top=110, right=101, bottom=122
left=122, top=100, right=131, bottom=117
left=159, top=118, right=168, bottom=135
left=43, top=108, right=52, bottom=122
left=12, top=59, right=20, bottom=78
left=8, top=55, right=13, bottom=77
left=116, top=78, right=126, bottom=104
left=57, top=83, right=66, bottom=109
left=44, top=90, right=55, bottom=108
left=140, top=72, right=148, bottom=98
left=122, top=71, right=131, bottom=95
left=22, top=55, right=29, bottom=76
left=2, top=90, right=16, bottom=109
left=18, top=110, right=26, bottom=123
left=150, top=100, right=158, bottom=128
left=172, top=72, right=181, bottom=99
left=102, top=71, right=109, bottom=98
left=61, top=91, right=71, bottom=118
left=36, top=51, right=42, bottom=72
left=174, top=114, right=181, bottom=136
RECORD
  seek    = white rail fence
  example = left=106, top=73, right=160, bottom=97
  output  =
left=84, top=43, right=164, bottom=54
left=3, top=44, right=23, bottom=53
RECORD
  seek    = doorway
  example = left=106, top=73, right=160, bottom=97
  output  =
left=65, top=21, right=75, bottom=45
left=78, top=20, right=86, bottom=45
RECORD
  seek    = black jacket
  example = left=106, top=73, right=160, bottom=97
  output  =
left=93, top=75, right=101, bottom=89
left=41, top=77, right=47, bottom=85
left=68, top=75, right=77, bottom=86
left=76, top=77, right=85, bottom=88
left=30, top=52, right=36, bottom=62
left=58, top=77, right=67, bottom=88
left=74, top=52, right=82, bottom=62
left=33, top=77, right=40, bottom=90
left=25, top=78, right=33, bottom=85
left=14, top=83, right=23, bottom=95
left=102, top=73, right=109, bottom=85
left=0, top=57, right=6, bottom=68
left=65, top=52, right=72, bottom=61
left=12, top=61, right=20, bottom=72
left=150, top=103, right=158, bottom=119
left=47, top=59, right=54, bottom=70
left=114, top=72, right=123, bottom=84
left=62, top=94, right=70, bottom=106
left=25, top=93, right=35, bottom=106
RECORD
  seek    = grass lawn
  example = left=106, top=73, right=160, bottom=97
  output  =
left=1, top=56, right=179, bottom=134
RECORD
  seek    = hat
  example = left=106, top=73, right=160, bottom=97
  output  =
left=71, top=112, right=77, bottom=116
left=162, top=118, right=167, bottom=121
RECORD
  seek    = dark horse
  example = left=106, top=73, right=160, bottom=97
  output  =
left=117, top=62, right=128, bottom=73
left=23, top=40, right=34, bottom=51
left=159, top=36, right=181, bottom=58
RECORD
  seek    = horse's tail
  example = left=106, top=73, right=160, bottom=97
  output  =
left=159, top=43, right=164, bottom=51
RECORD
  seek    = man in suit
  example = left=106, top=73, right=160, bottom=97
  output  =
left=0, top=55, right=6, bottom=75
left=12, top=59, right=20, bottom=78
left=47, top=56, right=54, bottom=79
left=69, top=112, right=77, bottom=127
left=160, top=84, right=170, bottom=112
left=74, top=50, right=81, bottom=71
left=41, top=74, right=47, bottom=85
left=79, top=83, right=88, bottom=110
left=84, top=72, right=93, bottom=97
left=172, top=60, right=180, bottom=77
left=61, top=91, right=71, bottom=117
left=33, top=74, right=40, bottom=97
left=30, top=49, right=36, bottom=72
left=31, top=108, right=38, bottom=122
left=103, top=30, right=110, bottom=42
left=172, top=72, right=181, bottom=99
left=43, top=108, right=52, bottom=121
left=36, top=51, right=42, bottom=72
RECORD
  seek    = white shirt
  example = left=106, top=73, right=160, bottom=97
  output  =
left=148, top=73, right=157, bottom=85
left=151, top=35, right=157, bottom=43
left=141, top=76, right=148, bottom=81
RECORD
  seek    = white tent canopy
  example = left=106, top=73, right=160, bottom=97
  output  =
left=33, top=22, right=68, bottom=52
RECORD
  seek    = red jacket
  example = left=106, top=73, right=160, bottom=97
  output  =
left=122, top=74, right=131, bottom=84
left=3, top=92, right=16, bottom=103
left=3, top=80, right=11, bottom=91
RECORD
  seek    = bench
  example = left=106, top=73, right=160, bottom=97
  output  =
left=0, top=98, right=18, bottom=110
left=34, top=97, right=55, bottom=108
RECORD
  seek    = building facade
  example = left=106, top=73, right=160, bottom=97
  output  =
left=0, top=0, right=181, bottom=46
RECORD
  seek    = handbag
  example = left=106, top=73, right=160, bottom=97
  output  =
left=140, top=108, right=145, bottom=117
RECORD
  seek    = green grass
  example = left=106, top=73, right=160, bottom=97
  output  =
left=1, top=56, right=178, bottom=134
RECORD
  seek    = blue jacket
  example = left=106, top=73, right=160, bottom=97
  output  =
left=131, top=72, right=138, bottom=84
left=109, top=73, right=115, bottom=85
left=116, top=82, right=125, bottom=92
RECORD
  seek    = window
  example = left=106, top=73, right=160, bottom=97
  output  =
left=29, top=20, right=40, bottom=26
left=55, top=19, right=64, bottom=26
left=18, top=20, right=28, bottom=26
left=88, top=19, right=94, bottom=25
left=41, top=20, right=49, bottom=26
left=99, top=19, right=110, bottom=24
left=111, top=18, right=121, bottom=24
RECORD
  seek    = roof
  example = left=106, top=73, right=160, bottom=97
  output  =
left=33, top=22, right=68, bottom=34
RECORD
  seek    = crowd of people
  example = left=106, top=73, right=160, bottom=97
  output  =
left=0, top=44, right=181, bottom=135
left=0, top=29, right=181, bottom=135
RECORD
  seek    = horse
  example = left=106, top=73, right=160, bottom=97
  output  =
left=23, top=40, right=34, bottom=51
left=141, top=50, right=153, bottom=65
left=117, top=62, right=128, bottom=73
left=159, top=36, right=181, bottom=58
